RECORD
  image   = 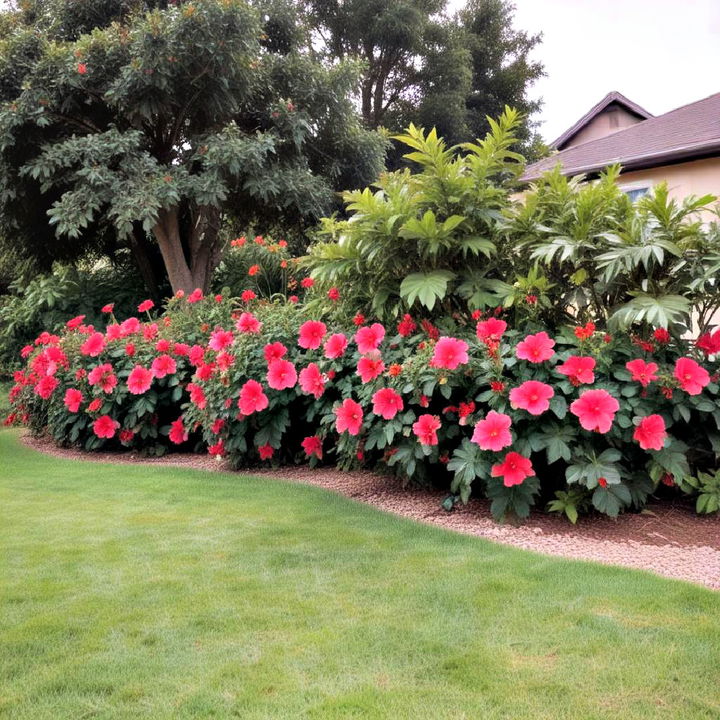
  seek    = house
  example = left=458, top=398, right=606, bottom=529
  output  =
left=522, top=91, right=720, bottom=206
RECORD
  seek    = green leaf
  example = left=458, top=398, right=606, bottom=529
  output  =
left=399, top=270, right=456, bottom=311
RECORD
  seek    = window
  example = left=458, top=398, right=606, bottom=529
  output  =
left=621, top=185, right=650, bottom=202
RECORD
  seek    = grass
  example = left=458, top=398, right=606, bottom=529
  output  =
left=1, top=430, right=719, bottom=719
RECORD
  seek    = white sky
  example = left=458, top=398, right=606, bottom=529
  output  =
left=451, top=0, right=720, bottom=143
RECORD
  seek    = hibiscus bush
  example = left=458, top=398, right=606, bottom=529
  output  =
left=7, top=287, right=720, bottom=522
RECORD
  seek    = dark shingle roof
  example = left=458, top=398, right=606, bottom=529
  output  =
left=551, top=90, right=653, bottom=150
left=523, top=91, right=720, bottom=182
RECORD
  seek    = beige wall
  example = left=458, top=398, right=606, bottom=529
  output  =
left=563, top=106, right=645, bottom=148
left=618, top=157, right=720, bottom=215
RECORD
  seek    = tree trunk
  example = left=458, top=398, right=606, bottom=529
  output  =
left=152, top=205, right=222, bottom=295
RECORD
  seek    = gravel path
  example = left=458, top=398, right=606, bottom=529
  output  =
left=21, top=433, right=720, bottom=591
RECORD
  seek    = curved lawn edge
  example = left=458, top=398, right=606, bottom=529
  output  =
left=15, top=430, right=720, bottom=591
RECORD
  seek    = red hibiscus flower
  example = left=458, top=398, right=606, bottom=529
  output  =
left=397, top=314, right=416, bottom=337
left=258, top=443, right=275, bottom=460
left=509, top=380, right=554, bottom=415
left=357, top=354, right=385, bottom=383
left=188, top=345, right=205, bottom=366
left=298, top=320, right=327, bottom=350
left=88, top=363, right=118, bottom=393
left=93, top=414, right=119, bottom=439
left=173, top=342, right=189, bottom=356
left=570, top=389, right=619, bottom=433
left=697, top=329, right=720, bottom=356
left=371, top=388, right=404, bottom=420
left=80, top=332, right=106, bottom=357
left=491, top=451, right=534, bottom=487
left=476, top=318, right=506, bottom=343
left=187, top=288, right=204, bottom=303
left=334, top=398, right=364, bottom=435
left=267, top=359, right=297, bottom=390
left=323, top=333, right=348, bottom=360
left=299, top=363, right=326, bottom=398
left=127, top=365, right=153, bottom=395
left=101, top=303, right=114, bottom=313
left=169, top=417, right=189, bottom=444
left=187, top=383, right=207, bottom=409
left=34, top=375, right=59, bottom=399
left=471, top=411, right=512, bottom=451
left=235, top=312, right=262, bottom=334
left=77, top=63, right=87, bottom=74
left=412, top=414, right=441, bottom=446
left=151, top=354, right=177, bottom=379
left=431, top=337, right=469, bottom=370
left=209, top=329, right=234, bottom=352
left=120, top=317, right=141, bottom=336
left=119, top=429, right=135, bottom=444
left=355, top=323, right=386, bottom=353
left=327, top=287, right=340, bottom=301
left=156, top=339, right=171, bottom=352
left=556, top=355, right=595, bottom=385
left=138, top=299, right=154, bottom=313
left=65, top=315, right=85, bottom=329
left=263, top=342, right=287, bottom=364
left=352, top=313, right=365, bottom=326
left=241, top=289, right=257, bottom=302
left=87, top=398, right=102, bottom=412
left=574, top=322, right=596, bottom=340
left=64, top=388, right=83, bottom=413
left=653, top=328, right=671, bottom=344
left=208, top=440, right=225, bottom=457
left=516, top=331, right=555, bottom=363
left=633, top=414, right=667, bottom=451
left=301, top=277, right=314, bottom=289
left=674, top=357, right=710, bottom=395
left=490, top=380, right=505, bottom=394
left=625, top=359, right=659, bottom=387
left=302, top=435, right=323, bottom=459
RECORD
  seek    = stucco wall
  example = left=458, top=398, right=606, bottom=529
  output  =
left=618, top=157, right=720, bottom=213
left=562, top=106, right=645, bottom=149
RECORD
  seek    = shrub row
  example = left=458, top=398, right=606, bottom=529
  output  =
left=7, top=291, right=720, bottom=521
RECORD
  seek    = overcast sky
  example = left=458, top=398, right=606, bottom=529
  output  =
left=450, top=0, right=720, bottom=143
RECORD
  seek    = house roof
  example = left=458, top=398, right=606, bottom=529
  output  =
left=523, top=91, right=720, bottom=182
left=551, top=90, right=653, bottom=150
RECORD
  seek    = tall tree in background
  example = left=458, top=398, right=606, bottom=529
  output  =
left=303, top=0, right=544, bottom=153
left=0, top=0, right=386, bottom=294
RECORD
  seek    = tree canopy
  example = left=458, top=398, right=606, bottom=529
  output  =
left=0, top=0, right=386, bottom=294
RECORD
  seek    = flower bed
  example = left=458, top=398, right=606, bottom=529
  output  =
left=6, top=292, right=720, bottom=521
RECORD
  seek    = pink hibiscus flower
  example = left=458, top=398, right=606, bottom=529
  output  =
left=491, top=452, right=534, bottom=487
left=355, top=323, right=386, bottom=353
left=127, top=365, right=153, bottom=395
left=298, top=320, right=327, bottom=350
left=209, top=329, right=234, bottom=352
left=187, top=383, right=207, bottom=409
left=556, top=355, right=595, bottom=385
left=509, top=380, right=554, bottom=415
left=299, top=363, right=326, bottom=398
left=151, top=354, right=177, bottom=379
left=138, top=299, right=154, bottom=313
left=625, top=359, right=659, bottom=387
left=267, top=359, right=297, bottom=390
left=357, top=354, right=385, bottom=383
left=263, top=342, right=288, bottom=364
left=80, top=332, right=106, bottom=357
left=673, top=357, right=710, bottom=396
left=88, top=363, right=117, bottom=394
left=258, top=443, right=275, bottom=460
left=238, top=379, right=269, bottom=415
left=412, top=414, right=441, bottom=446
left=93, top=414, right=119, bottom=439
left=235, top=312, right=262, bottom=334
left=64, top=388, right=83, bottom=413
left=633, top=414, right=667, bottom=451
left=34, top=375, right=59, bottom=399
left=471, top=411, right=512, bottom=451
left=323, top=333, right=348, bottom=360
left=334, top=398, right=364, bottom=435
left=570, top=389, right=619, bottom=433
left=431, top=337, right=469, bottom=370
left=476, top=318, right=507, bottom=343
left=515, top=331, right=555, bottom=363
left=371, top=388, right=404, bottom=420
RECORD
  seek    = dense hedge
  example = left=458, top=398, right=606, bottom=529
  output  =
left=7, top=291, right=720, bottom=521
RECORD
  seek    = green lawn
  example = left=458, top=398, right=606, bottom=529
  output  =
left=1, top=430, right=719, bottom=719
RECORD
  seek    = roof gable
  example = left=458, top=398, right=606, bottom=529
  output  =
left=552, top=91, right=653, bottom=150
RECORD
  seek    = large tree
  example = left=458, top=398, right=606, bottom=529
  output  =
left=303, top=0, right=544, bottom=151
left=0, top=0, right=386, bottom=294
